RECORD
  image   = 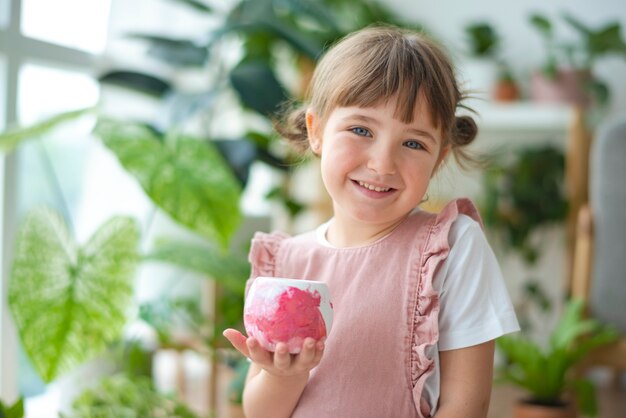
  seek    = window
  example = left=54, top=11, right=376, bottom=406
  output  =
left=0, top=0, right=112, bottom=414
left=0, top=1, right=9, bottom=29
left=17, top=63, right=99, bottom=218
left=21, top=0, right=111, bottom=54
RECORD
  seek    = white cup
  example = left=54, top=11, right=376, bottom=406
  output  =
left=244, top=277, right=333, bottom=354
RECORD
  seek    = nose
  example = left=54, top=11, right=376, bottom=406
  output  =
left=366, top=142, right=396, bottom=175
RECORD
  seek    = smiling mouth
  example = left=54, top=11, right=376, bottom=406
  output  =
left=355, top=180, right=394, bottom=193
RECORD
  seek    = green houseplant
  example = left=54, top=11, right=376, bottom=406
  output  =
left=482, top=145, right=568, bottom=265
left=529, top=12, right=626, bottom=106
left=482, top=145, right=568, bottom=330
left=0, top=108, right=250, bottom=414
left=100, top=0, right=423, bottom=219
left=497, top=298, right=618, bottom=418
left=463, top=21, right=520, bottom=102
left=60, top=374, right=199, bottom=418
left=465, top=21, right=500, bottom=59
left=0, top=398, right=24, bottom=418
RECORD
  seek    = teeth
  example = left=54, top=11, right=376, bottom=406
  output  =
left=358, top=181, right=390, bottom=192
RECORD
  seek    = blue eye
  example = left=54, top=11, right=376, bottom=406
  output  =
left=404, top=140, right=423, bottom=150
left=351, top=127, right=371, bottom=137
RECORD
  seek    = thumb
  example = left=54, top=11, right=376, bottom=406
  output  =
left=223, top=328, right=250, bottom=358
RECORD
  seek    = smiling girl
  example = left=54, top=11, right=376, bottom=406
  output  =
left=224, top=25, right=519, bottom=418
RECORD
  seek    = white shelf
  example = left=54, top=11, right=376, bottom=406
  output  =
left=465, top=100, right=573, bottom=133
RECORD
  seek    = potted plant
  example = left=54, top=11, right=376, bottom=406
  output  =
left=59, top=374, right=199, bottom=418
left=529, top=12, right=626, bottom=107
left=462, top=21, right=500, bottom=98
left=493, top=63, right=521, bottom=102
left=496, top=298, right=618, bottom=418
left=463, top=21, right=520, bottom=102
left=0, top=398, right=24, bottom=418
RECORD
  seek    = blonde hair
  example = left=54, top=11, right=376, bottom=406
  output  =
left=274, top=25, right=478, bottom=166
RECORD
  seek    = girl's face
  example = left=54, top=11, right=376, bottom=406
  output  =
left=307, top=96, right=449, bottom=234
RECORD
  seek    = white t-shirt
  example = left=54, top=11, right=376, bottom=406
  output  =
left=316, top=213, right=520, bottom=413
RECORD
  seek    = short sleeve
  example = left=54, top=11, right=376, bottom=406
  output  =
left=246, top=231, right=289, bottom=294
left=436, top=215, right=520, bottom=350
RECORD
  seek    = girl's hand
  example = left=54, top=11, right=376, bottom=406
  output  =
left=223, top=328, right=325, bottom=378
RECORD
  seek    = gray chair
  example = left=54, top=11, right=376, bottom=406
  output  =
left=572, top=114, right=626, bottom=376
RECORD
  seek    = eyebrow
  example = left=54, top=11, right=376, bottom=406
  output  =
left=344, top=114, right=438, bottom=144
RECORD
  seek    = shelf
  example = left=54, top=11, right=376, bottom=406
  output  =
left=465, top=100, right=573, bottom=134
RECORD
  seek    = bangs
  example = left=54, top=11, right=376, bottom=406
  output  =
left=310, top=27, right=459, bottom=134
left=334, top=41, right=423, bottom=124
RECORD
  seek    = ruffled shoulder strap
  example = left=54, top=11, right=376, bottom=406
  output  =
left=434, top=197, right=483, bottom=230
left=409, top=198, right=483, bottom=417
left=248, top=231, right=290, bottom=280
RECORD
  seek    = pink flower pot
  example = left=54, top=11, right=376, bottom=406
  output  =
left=530, top=68, right=591, bottom=108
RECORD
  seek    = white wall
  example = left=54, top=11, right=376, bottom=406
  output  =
left=388, top=0, right=626, bottom=116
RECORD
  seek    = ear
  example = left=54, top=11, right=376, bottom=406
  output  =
left=432, top=144, right=451, bottom=177
left=306, top=110, right=322, bottom=155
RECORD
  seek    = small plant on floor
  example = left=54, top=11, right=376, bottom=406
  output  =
left=59, top=374, right=198, bottom=418
left=0, top=398, right=24, bottom=418
left=496, top=298, right=618, bottom=417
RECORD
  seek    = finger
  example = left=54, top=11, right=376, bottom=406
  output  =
left=222, top=329, right=250, bottom=357
left=311, top=339, right=325, bottom=366
left=294, top=338, right=316, bottom=367
left=273, top=343, right=291, bottom=370
left=246, top=337, right=273, bottom=366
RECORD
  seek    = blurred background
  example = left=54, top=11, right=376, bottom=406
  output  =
left=1, top=0, right=625, bottom=417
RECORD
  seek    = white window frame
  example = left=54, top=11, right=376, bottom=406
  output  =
left=0, top=0, right=102, bottom=403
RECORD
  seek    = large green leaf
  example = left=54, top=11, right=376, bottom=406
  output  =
left=213, top=139, right=258, bottom=186
left=230, top=61, right=289, bottom=116
left=571, top=378, right=598, bottom=417
left=144, top=241, right=250, bottom=295
left=275, top=0, right=341, bottom=33
left=530, top=13, right=553, bottom=39
left=0, top=107, right=94, bottom=153
left=222, top=1, right=326, bottom=59
left=264, top=18, right=325, bottom=59
left=8, top=209, right=140, bottom=382
left=166, top=0, right=213, bottom=13
left=94, top=119, right=242, bottom=248
left=99, top=71, right=172, bottom=98
left=126, top=34, right=209, bottom=67
left=0, top=398, right=24, bottom=418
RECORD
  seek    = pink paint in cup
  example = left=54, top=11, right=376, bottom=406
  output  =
left=244, top=277, right=333, bottom=354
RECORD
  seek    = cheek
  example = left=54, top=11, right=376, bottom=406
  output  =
left=320, top=139, right=357, bottom=174
left=319, top=153, right=344, bottom=186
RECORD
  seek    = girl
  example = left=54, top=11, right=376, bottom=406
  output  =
left=224, top=25, right=519, bottom=418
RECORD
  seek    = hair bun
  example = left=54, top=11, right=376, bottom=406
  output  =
left=454, top=115, right=478, bottom=146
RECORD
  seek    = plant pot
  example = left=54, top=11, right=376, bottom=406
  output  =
left=530, top=68, right=591, bottom=108
left=513, top=399, right=577, bottom=418
left=493, top=79, right=520, bottom=102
